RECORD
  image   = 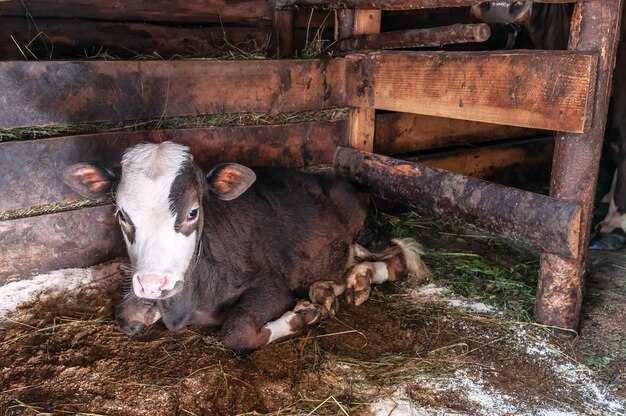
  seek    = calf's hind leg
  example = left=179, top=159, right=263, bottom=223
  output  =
left=221, top=286, right=322, bottom=354
left=345, top=238, right=431, bottom=306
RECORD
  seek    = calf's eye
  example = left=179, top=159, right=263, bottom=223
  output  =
left=187, top=208, right=199, bottom=221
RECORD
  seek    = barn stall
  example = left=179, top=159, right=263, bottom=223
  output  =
left=0, top=0, right=625, bottom=414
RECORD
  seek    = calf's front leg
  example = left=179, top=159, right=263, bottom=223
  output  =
left=221, top=286, right=322, bottom=354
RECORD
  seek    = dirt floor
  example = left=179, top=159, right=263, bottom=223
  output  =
left=0, top=212, right=624, bottom=415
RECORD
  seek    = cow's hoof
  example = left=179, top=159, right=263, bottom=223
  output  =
left=294, top=300, right=323, bottom=325
left=118, top=319, right=148, bottom=337
left=589, top=232, right=626, bottom=251
left=309, top=281, right=341, bottom=316
left=345, top=265, right=373, bottom=307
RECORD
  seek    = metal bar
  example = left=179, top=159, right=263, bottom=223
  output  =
left=334, top=147, right=582, bottom=258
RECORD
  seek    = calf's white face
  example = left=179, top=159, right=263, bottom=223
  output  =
left=62, top=141, right=257, bottom=301
left=115, top=142, right=200, bottom=299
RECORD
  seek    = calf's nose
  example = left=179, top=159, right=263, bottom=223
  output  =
left=133, top=273, right=175, bottom=299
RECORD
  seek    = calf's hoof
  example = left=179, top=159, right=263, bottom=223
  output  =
left=117, top=319, right=148, bottom=337
left=345, top=264, right=373, bottom=306
left=294, top=300, right=323, bottom=326
left=309, top=281, right=341, bottom=316
left=589, top=231, right=626, bottom=251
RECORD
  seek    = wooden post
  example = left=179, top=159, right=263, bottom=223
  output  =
left=536, top=0, right=624, bottom=334
left=344, top=9, right=381, bottom=152
left=272, top=10, right=295, bottom=57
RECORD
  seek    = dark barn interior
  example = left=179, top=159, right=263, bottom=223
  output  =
left=0, top=0, right=625, bottom=414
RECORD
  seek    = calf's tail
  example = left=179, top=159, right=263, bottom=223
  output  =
left=354, top=237, right=432, bottom=283
left=391, top=238, right=432, bottom=282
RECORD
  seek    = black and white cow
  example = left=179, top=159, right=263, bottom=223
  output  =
left=62, top=142, right=430, bottom=353
left=470, top=1, right=573, bottom=50
left=472, top=1, right=626, bottom=250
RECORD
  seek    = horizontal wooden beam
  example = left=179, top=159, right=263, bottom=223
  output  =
left=334, top=147, right=581, bottom=258
left=0, top=205, right=125, bottom=283
left=0, top=59, right=346, bottom=129
left=0, top=0, right=272, bottom=25
left=375, top=113, right=540, bottom=154
left=272, top=0, right=576, bottom=10
left=0, top=120, right=348, bottom=212
left=0, top=17, right=272, bottom=60
left=336, top=24, right=490, bottom=53
left=413, top=136, right=554, bottom=186
left=347, top=51, right=597, bottom=133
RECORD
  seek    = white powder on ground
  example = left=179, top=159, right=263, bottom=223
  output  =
left=0, top=268, right=93, bottom=320
left=413, top=284, right=498, bottom=314
left=0, top=260, right=126, bottom=321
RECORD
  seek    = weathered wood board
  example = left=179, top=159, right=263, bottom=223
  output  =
left=375, top=112, right=540, bottom=154
left=0, top=18, right=272, bottom=59
left=0, top=205, right=125, bottom=284
left=0, top=120, right=348, bottom=212
left=346, top=10, right=380, bottom=153
left=0, top=59, right=346, bottom=129
left=412, top=137, right=554, bottom=185
left=346, top=51, right=597, bottom=133
left=273, top=0, right=576, bottom=10
left=0, top=0, right=272, bottom=25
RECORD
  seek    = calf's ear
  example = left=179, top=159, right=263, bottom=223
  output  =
left=62, top=162, right=117, bottom=200
left=206, top=163, right=256, bottom=201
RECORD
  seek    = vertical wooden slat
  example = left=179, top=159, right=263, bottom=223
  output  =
left=346, top=9, right=381, bottom=152
left=272, top=10, right=295, bottom=57
left=348, top=107, right=376, bottom=151
left=536, top=0, right=624, bottom=334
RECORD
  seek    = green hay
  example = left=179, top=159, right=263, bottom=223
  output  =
left=375, top=210, right=539, bottom=322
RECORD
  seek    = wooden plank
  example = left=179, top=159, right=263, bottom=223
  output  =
left=375, top=112, right=540, bottom=154
left=272, top=11, right=295, bottom=57
left=334, top=147, right=581, bottom=258
left=336, top=24, right=491, bottom=52
left=0, top=17, right=271, bottom=60
left=272, top=0, right=576, bottom=10
left=0, top=119, right=348, bottom=212
left=412, top=137, right=554, bottom=186
left=348, top=107, right=375, bottom=152
left=0, top=0, right=272, bottom=25
left=0, top=59, right=346, bottom=129
left=346, top=51, right=597, bottom=133
left=0, top=205, right=125, bottom=283
left=347, top=10, right=380, bottom=153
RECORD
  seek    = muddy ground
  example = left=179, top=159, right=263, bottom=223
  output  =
left=0, top=212, right=624, bottom=415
